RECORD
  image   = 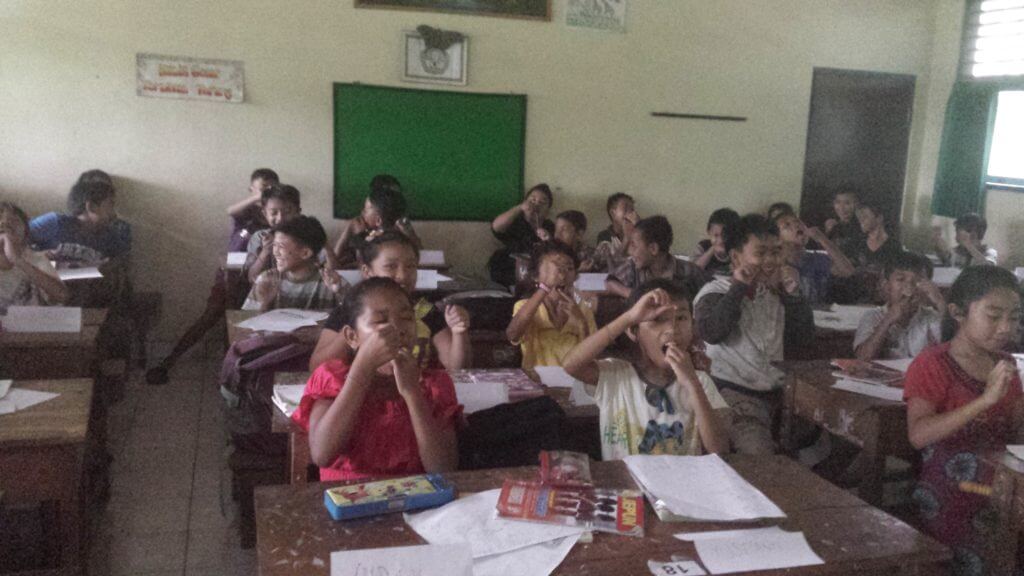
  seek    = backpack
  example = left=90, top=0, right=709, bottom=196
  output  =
left=457, top=395, right=567, bottom=470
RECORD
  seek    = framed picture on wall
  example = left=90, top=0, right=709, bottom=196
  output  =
left=355, top=0, right=550, bottom=21
left=403, top=30, right=468, bottom=85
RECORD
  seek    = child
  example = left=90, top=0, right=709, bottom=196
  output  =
left=293, top=277, right=461, bottom=481
left=554, top=210, right=596, bottom=272
left=311, top=231, right=471, bottom=371
left=488, top=184, right=556, bottom=286
left=694, top=214, right=814, bottom=455
left=824, top=190, right=865, bottom=263
left=904, top=265, right=1022, bottom=575
left=855, top=202, right=903, bottom=271
left=854, top=251, right=944, bottom=361
left=76, top=169, right=132, bottom=251
left=145, top=169, right=278, bottom=385
left=594, top=192, right=636, bottom=273
left=933, top=212, right=998, bottom=268
left=606, top=216, right=708, bottom=299
left=334, top=175, right=422, bottom=267
left=30, top=179, right=129, bottom=266
left=773, top=211, right=855, bottom=304
left=244, top=184, right=302, bottom=284
left=692, top=208, right=739, bottom=277
left=766, top=201, right=795, bottom=222
left=242, top=216, right=345, bottom=312
left=506, top=241, right=596, bottom=371
left=0, top=202, right=68, bottom=312
left=563, top=279, right=730, bottom=459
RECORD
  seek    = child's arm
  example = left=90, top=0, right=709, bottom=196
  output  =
left=604, top=277, right=632, bottom=298
left=332, top=217, right=367, bottom=264
left=694, top=267, right=753, bottom=344
left=692, top=242, right=717, bottom=271
left=309, top=329, right=348, bottom=372
left=506, top=290, right=547, bottom=343
left=907, top=360, right=1015, bottom=449
left=227, top=190, right=261, bottom=219
left=247, top=233, right=274, bottom=283
left=806, top=226, right=855, bottom=278
left=491, top=203, right=527, bottom=235
left=665, top=345, right=729, bottom=454
left=1, top=236, right=69, bottom=304
left=854, top=305, right=907, bottom=361
left=962, top=238, right=993, bottom=265
left=393, top=350, right=458, bottom=472
left=433, top=305, right=471, bottom=370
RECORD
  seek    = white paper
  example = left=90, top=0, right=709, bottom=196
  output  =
left=235, top=308, right=326, bottom=333
left=330, top=543, right=473, bottom=576
left=648, top=560, right=707, bottom=576
left=56, top=267, right=103, bottom=281
left=932, top=266, right=961, bottom=288
left=694, top=530, right=823, bottom=574
left=405, top=489, right=584, bottom=559
left=1015, top=267, right=1024, bottom=282
left=569, top=380, right=596, bottom=407
left=416, top=270, right=452, bottom=291
left=1007, top=445, right=1024, bottom=462
left=226, top=252, right=247, bottom=269
left=624, top=454, right=785, bottom=521
left=420, top=250, right=446, bottom=267
left=2, top=306, right=82, bottom=333
left=272, top=384, right=306, bottom=418
left=0, top=388, right=60, bottom=415
left=873, top=358, right=914, bottom=373
left=454, top=380, right=510, bottom=414
left=833, top=379, right=904, bottom=402
left=0, top=379, right=11, bottom=399
left=473, top=534, right=580, bottom=576
left=674, top=254, right=692, bottom=262
left=534, top=366, right=581, bottom=389
left=338, top=270, right=364, bottom=286
left=676, top=526, right=787, bottom=542
left=812, top=304, right=870, bottom=332
left=574, top=273, right=608, bottom=292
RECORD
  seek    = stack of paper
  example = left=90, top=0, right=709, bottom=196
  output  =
left=330, top=543, right=473, bottom=576
left=623, top=454, right=785, bottom=522
left=832, top=379, right=904, bottom=402
left=271, top=384, right=306, bottom=417
left=812, top=304, right=870, bottom=332
left=932, top=266, right=961, bottom=288
left=225, top=252, right=247, bottom=270
left=405, top=489, right=583, bottom=576
left=236, top=308, right=328, bottom=333
left=676, top=527, right=824, bottom=574
left=453, top=379, right=510, bottom=414
left=56, top=267, right=103, bottom=282
left=2, top=306, right=82, bottom=333
left=0, top=381, right=60, bottom=415
left=419, top=250, right=446, bottom=267
left=574, top=273, right=608, bottom=292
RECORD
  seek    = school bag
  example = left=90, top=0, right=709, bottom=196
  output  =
left=457, top=395, right=567, bottom=470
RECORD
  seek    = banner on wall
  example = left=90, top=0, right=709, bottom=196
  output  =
left=567, top=0, right=626, bottom=32
left=136, top=53, right=245, bottom=103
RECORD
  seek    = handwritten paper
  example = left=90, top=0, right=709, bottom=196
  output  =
left=1007, top=445, right=1024, bottom=462
left=2, top=306, right=82, bottom=333
left=454, top=380, right=510, bottom=414
left=693, top=529, right=823, bottom=574
left=534, top=366, right=581, bottom=389
left=330, top=543, right=473, bottom=576
left=648, top=560, right=707, bottom=576
left=0, top=388, right=60, bottom=415
left=813, top=305, right=871, bottom=332
left=56, top=267, right=103, bottom=281
left=473, top=534, right=580, bottom=576
left=833, top=379, right=904, bottom=402
left=420, top=250, right=446, bottom=267
left=236, top=308, right=327, bottom=333
left=932, top=266, right=961, bottom=288
left=405, top=489, right=584, bottom=559
left=226, top=252, right=247, bottom=269
left=574, top=273, right=608, bottom=292
left=624, top=454, right=785, bottom=521
left=873, top=358, right=914, bottom=373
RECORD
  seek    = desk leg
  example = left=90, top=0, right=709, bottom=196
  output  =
left=780, top=374, right=798, bottom=456
left=858, top=411, right=885, bottom=507
left=988, top=463, right=1021, bottom=574
left=288, top=431, right=309, bottom=485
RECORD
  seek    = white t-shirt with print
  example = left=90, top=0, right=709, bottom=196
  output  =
left=586, top=358, right=729, bottom=461
left=0, top=250, right=60, bottom=313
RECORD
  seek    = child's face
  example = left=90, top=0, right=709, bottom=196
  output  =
left=775, top=214, right=808, bottom=247
left=856, top=207, right=881, bottom=234
left=609, top=198, right=634, bottom=227
left=0, top=211, right=27, bottom=241
left=352, top=290, right=417, bottom=375
left=362, top=198, right=384, bottom=229
left=361, top=243, right=418, bottom=295
left=86, top=196, right=117, bottom=227
left=833, top=193, right=857, bottom=221
left=627, top=228, right=657, bottom=268
left=272, top=232, right=313, bottom=273
left=955, top=287, right=1021, bottom=353
left=731, top=234, right=781, bottom=279
left=884, top=269, right=923, bottom=309
left=263, top=198, right=299, bottom=228
left=537, top=251, right=576, bottom=289
left=707, top=224, right=727, bottom=255
left=524, top=189, right=552, bottom=219
left=554, top=218, right=581, bottom=247
left=634, top=296, right=693, bottom=370
left=249, top=177, right=272, bottom=196
left=955, top=227, right=978, bottom=248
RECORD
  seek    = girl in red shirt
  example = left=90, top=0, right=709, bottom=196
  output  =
left=293, top=277, right=461, bottom=481
left=904, top=265, right=1023, bottom=575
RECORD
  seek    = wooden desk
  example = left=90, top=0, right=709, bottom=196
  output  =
left=254, top=456, right=949, bottom=576
left=987, top=451, right=1024, bottom=574
left=0, top=309, right=107, bottom=379
left=780, top=360, right=915, bottom=507
left=0, top=379, right=93, bottom=575
left=225, top=309, right=260, bottom=345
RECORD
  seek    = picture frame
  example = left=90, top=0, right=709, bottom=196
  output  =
left=355, top=0, right=550, bottom=21
left=402, top=30, right=468, bottom=86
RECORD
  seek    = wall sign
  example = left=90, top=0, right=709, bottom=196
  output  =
left=403, top=31, right=468, bottom=86
left=567, top=0, right=627, bottom=32
left=136, top=53, right=245, bottom=103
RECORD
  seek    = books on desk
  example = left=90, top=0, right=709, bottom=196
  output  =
left=1, top=306, right=82, bottom=333
left=830, top=359, right=905, bottom=402
left=449, top=369, right=543, bottom=413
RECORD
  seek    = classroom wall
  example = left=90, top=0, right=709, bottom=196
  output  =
left=1, top=1, right=946, bottom=340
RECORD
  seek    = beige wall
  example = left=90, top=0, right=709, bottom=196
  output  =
left=1, top=1, right=953, bottom=338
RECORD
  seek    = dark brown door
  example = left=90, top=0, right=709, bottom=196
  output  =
left=799, top=68, right=916, bottom=233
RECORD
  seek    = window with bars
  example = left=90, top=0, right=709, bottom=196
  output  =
left=960, top=0, right=1024, bottom=79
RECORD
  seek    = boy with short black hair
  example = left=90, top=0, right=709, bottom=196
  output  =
left=334, top=175, right=422, bottom=266
left=606, top=215, right=708, bottom=299
left=225, top=168, right=278, bottom=252
left=824, top=189, right=865, bottom=262
left=244, top=183, right=302, bottom=283
left=243, top=216, right=346, bottom=312
left=594, top=192, right=636, bottom=272
left=30, top=180, right=129, bottom=266
left=933, top=212, right=998, bottom=268
left=773, top=211, right=855, bottom=305
left=692, top=208, right=739, bottom=276
left=854, top=251, right=944, bottom=361
left=554, top=210, right=596, bottom=272
left=694, top=214, right=814, bottom=455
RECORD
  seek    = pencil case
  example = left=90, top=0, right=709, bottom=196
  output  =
left=323, top=474, right=456, bottom=521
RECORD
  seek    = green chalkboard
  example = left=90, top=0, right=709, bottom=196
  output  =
left=333, top=83, right=527, bottom=221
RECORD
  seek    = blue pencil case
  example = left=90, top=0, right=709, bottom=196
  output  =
left=323, top=474, right=456, bottom=521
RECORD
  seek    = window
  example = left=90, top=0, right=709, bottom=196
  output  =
left=961, top=0, right=1024, bottom=79
left=987, top=91, right=1024, bottom=187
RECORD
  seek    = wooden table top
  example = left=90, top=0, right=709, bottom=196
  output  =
left=254, top=455, right=949, bottom=576
left=225, top=309, right=260, bottom=345
left=780, top=360, right=905, bottom=410
left=0, top=379, right=93, bottom=448
left=0, top=308, right=107, bottom=348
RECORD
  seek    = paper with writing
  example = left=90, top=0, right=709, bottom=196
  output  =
left=329, top=543, right=472, bottom=576
left=56, top=267, right=103, bottom=281
left=693, top=530, right=823, bottom=574
left=648, top=560, right=707, bottom=575
left=833, top=379, right=904, bottom=402
left=2, top=306, right=82, bottom=333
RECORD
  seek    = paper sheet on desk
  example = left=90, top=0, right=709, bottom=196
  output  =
left=813, top=304, right=870, bottom=332
left=454, top=380, right=509, bottom=414
left=0, top=387, right=60, bottom=415
left=569, top=380, right=596, bottom=406
left=420, top=250, right=446, bottom=267
left=624, top=454, right=785, bottom=521
left=225, top=252, right=247, bottom=269
left=833, top=378, right=904, bottom=402
left=2, top=306, right=82, bottom=333
left=235, top=308, right=327, bottom=332
left=271, top=384, right=305, bottom=418
left=1007, top=445, right=1024, bottom=462
left=416, top=270, right=452, bottom=290
left=574, top=273, right=608, bottom=292
left=874, top=358, right=914, bottom=373
left=56, top=266, right=103, bottom=281
left=932, top=266, right=961, bottom=288
left=330, top=543, right=473, bottom=576
left=692, top=529, right=823, bottom=574
left=534, top=366, right=581, bottom=389
left=405, top=489, right=584, bottom=559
